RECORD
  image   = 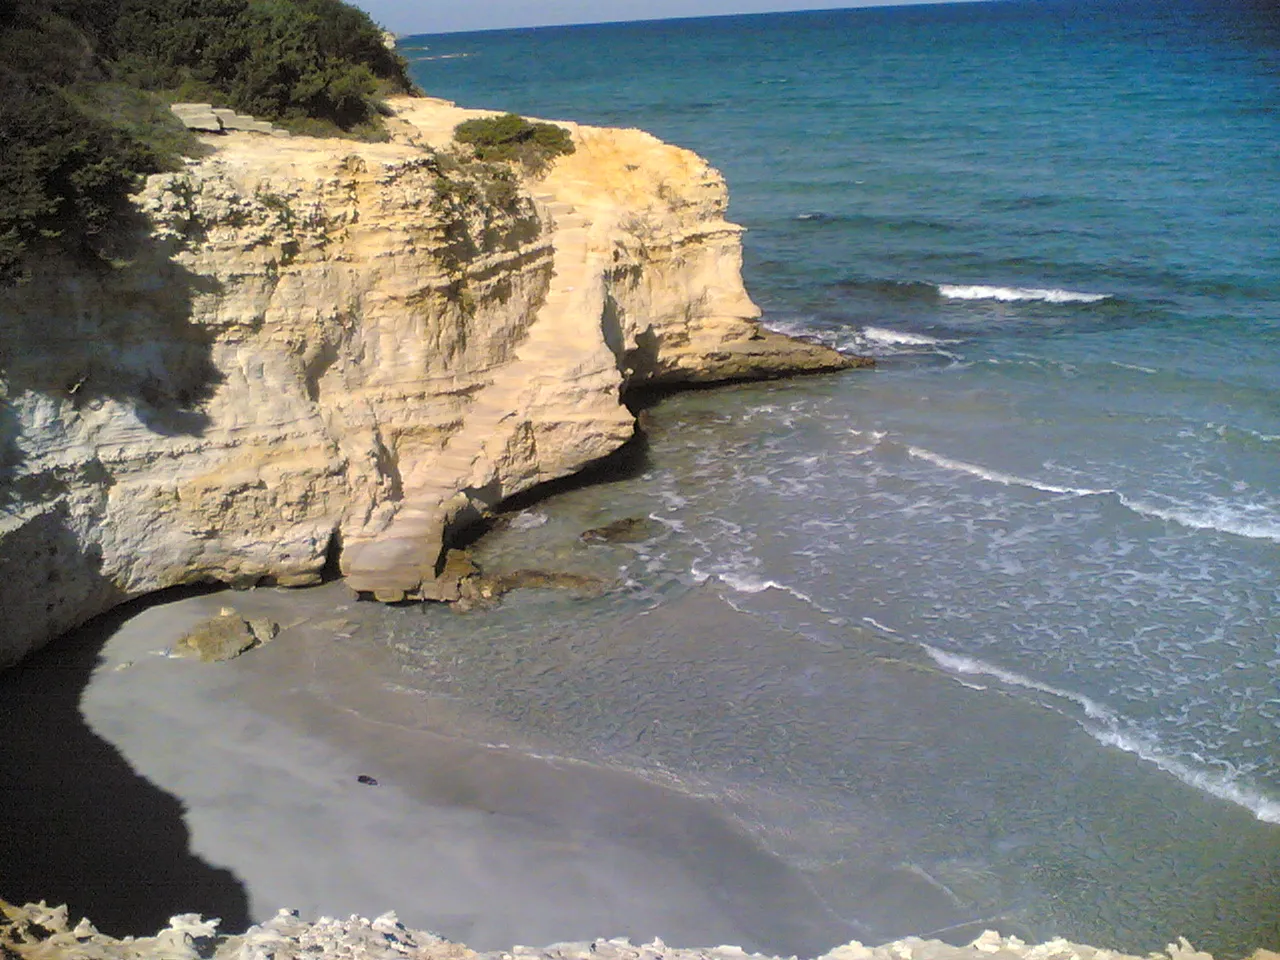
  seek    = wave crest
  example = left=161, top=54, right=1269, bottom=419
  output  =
left=924, top=647, right=1280, bottom=824
left=907, top=447, right=1280, bottom=543
left=938, top=284, right=1109, bottom=303
left=862, top=326, right=947, bottom=347
left=907, top=446, right=1105, bottom=497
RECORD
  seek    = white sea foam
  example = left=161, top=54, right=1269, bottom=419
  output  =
left=924, top=646, right=1280, bottom=824
left=1117, top=495, right=1280, bottom=544
left=1207, top=422, right=1280, bottom=445
left=1110, top=361, right=1159, bottom=374
left=649, top=513, right=686, bottom=533
left=907, top=447, right=1107, bottom=497
left=1092, top=729, right=1280, bottom=824
left=862, top=326, right=946, bottom=347
left=908, top=446, right=1280, bottom=543
left=658, top=490, right=691, bottom=510
left=938, top=284, right=1109, bottom=304
left=761, top=317, right=829, bottom=343
left=861, top=616, right=899, bottom=635
left=849, top=429, right=888, bottom=442
left=923, top=646, right=1113, bottom=719
left=691, top=560, right=816, bottom=604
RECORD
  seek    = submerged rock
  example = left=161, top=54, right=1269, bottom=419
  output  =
left=422, top=550, right=482, bottom=603
left=170, top=611, right=280, bottom=662
left=580, top=516, right=656, bottom=544
left=456, top=568, right=614, bottom=610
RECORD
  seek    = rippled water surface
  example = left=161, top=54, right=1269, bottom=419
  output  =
left=388, top=2, right=1280, bottom=953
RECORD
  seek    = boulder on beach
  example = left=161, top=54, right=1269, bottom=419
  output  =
left=173, top=612, right=277, bottom=662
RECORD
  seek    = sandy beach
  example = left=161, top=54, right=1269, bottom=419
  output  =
left=0, top=582, right=854, bottom=956
left=6, top=564, right=1279, bottom=958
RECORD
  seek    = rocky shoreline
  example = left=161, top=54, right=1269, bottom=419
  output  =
left=1, top=900, right=1252, bottom=960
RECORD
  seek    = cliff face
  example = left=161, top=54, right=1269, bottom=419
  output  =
left=0, top=97, right=857, bottom=665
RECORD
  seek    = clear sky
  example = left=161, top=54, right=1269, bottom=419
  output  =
left=355, top=1, right=980, bottom=37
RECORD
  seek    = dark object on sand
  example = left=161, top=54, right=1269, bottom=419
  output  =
left=357, top=775, right=379, bottom=786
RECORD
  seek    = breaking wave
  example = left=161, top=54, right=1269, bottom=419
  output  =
left=938, top=284, right=1109, bottom=303
left=907, top=447, right=1280, bottom=543
left=690, top=560, right=816, bottom=605
left=862, top=326, right=949, bottom=347
left=907, top=446, right=1106, bottom=497
left=924, top=647, right=1280, bottom=825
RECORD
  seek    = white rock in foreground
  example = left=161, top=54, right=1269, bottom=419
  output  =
left=0, top=900, right=1258, bottom=960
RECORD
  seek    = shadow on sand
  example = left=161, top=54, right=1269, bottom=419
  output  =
left=0, top=594, right=250, bottom=935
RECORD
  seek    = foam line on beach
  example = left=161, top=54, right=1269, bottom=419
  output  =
left=923, top=646, right=1280, bottom=825
left=1120, top=496, right=1280, bottom=543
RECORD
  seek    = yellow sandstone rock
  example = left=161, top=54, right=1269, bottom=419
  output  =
left=0, top=96, right=857, bottom=667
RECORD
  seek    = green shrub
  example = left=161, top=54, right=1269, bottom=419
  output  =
left=108, top=0, right=413, bottom=131
left=454, top=113, right=575, bottom=172
left=0, top=74, right=161, bottom=285
left=0, top=0, right=414, bottom=285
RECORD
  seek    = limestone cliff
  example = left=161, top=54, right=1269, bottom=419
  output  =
left=0, top=96, right=860, bottom=666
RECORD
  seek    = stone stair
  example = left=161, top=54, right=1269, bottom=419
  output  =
left=342, top=195, right=628, bottom=601
left=170, top=103, right=291, bottom=137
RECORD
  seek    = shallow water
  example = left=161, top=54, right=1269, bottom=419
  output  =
left=351, top=381, right=1280, bottom=954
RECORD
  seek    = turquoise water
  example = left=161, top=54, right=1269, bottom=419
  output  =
left=393, top=3, right=1280, bottom=954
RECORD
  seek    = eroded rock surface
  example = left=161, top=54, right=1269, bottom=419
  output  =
left=0, top=96, right=861, bottom=667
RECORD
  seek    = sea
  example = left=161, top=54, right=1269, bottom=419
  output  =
left=389, top=1, right=1280, bottom=954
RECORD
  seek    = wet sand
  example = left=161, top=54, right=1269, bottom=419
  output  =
left=48, top=583, right=852, bottom=955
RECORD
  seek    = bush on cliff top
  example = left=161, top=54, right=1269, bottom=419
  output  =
left=108, top=0, right=412, bottom=131
left=454, top=113, right=576, bottom=173
left=0, top=77, right=167, bottom=286
left=0, top=0, right=414, bottom=285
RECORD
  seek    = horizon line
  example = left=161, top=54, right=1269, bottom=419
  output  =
left=391, top=0, right=1001, bottom=39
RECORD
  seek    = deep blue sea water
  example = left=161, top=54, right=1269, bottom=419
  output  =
left=391, top=2, right=1280, bottom=953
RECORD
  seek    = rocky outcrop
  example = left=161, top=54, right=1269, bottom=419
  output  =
left=1, top=900, right=1260, bottom=960
left=0, top=96, right=860, bottom=666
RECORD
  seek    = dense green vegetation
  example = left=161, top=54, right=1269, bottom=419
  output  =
left=454, top=113, right=575, bottom=173
left=0, top=0, right=414, bottom=285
